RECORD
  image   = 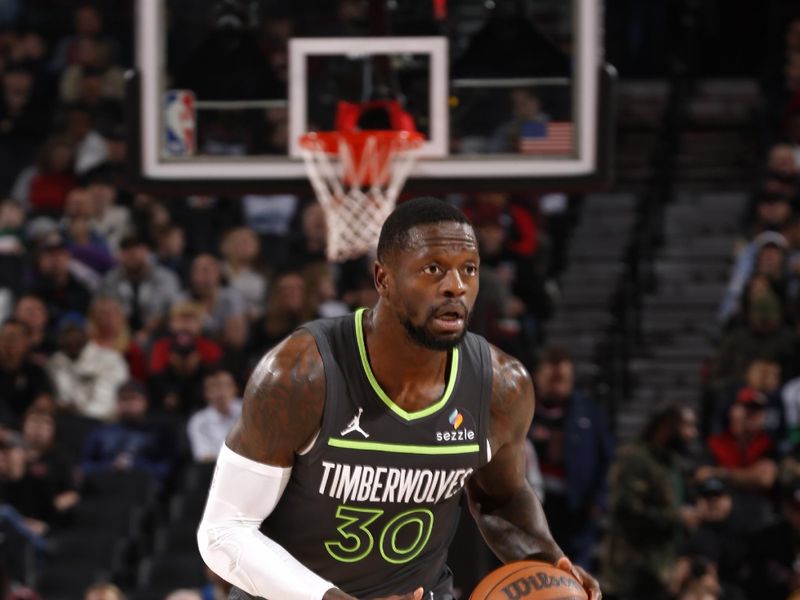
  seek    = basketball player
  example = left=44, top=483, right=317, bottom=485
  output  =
left=197, top=198, right=601, bottom=600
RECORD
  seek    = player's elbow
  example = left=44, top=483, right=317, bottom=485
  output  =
left=197, top=516, right=231, bottom=580
left=197, top=517, right=216, bottom=574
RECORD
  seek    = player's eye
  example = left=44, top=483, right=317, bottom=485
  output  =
left=464, top=264, right=478, bottom=276
left=424, top=264, right=441, bottom=275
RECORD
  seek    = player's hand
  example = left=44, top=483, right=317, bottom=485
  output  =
left=374, top=587, right=424, bottom=600
left=556, top=557, right=601, bottom=600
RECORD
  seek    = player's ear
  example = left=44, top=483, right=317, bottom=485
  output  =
left=374, top=260, right=390, bottom=297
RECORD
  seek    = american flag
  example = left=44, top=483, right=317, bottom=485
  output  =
left=518, top=120, right=574, bottom=155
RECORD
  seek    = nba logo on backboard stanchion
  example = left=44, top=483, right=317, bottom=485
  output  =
left=164, top=90, right=195, bottom=157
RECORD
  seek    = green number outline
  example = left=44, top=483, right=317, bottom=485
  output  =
left=324, top=506, right=383, bottom=563
left=379, top=508, right=435, bottom=564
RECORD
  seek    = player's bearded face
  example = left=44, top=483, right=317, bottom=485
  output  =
left=399, top=299, right=471, bottom=351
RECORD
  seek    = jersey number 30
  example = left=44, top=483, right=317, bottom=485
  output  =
left=325, top=506, right=434, bottom=564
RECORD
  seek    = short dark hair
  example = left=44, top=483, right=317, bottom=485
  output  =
left=376, top=197, right=471, bottom=263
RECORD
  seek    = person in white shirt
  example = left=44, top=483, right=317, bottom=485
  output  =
left=187, top=368, right=242, bottom=462
left=47, top=312, right=129, bottom=421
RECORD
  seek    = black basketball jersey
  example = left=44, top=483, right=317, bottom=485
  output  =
left=231, top=309, right=493, bottom=600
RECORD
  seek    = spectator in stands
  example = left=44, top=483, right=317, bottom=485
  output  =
left=0, top=428, right=72, bottom=535
left=0, top=432, right=51, bottom=551
left=155, top=224, right=187, bottom=281
left=602, top=403, right=697, bottom=600
left=285, top=202, right=327, bottom=269
left=62, top=186, right=115, bottom=277
left=719, top=231, right=790, bottom=326
left=701, top=388, right=778, bottom=528
left=26, top=232, right=92, bottom=324
left=63, top=103, right=109, bottom=175
left=21, top=407, right=80, bottom=520
left=529, top=344, right=614, bottom=570
left=47, top=312, right=129, bottom=421
left=0, top=319, right=53, bottom=427
left=762, top=143, right=799, bottom=204
left=85, top=167, right=130, bottom=251
left=470, top=194, right=551, bottom=323
left=678, top=477, right=749, bottom=596
left=220, top=227, right=267, bottom=320
left=80, top=380, right=176, bottom=484
left=249, top=271, right=312, bottom=353
left=51, top=4, right=119, bottom=73
left=0, top=62, right=48, bottom=147
left=745, top=478, right=800, bottom=599
left=182, top=254, right=246, bottom=338
left=487, top=88, right=549, bottom=153
left=149, top=301, right=221, bottom=414
left=711, top=274, right=795, bottom=394
left=101, top=232, right=180, bottom=343
left=13, top=294, right=52, bottom=359
left=12, top=134, right=76, bottom=216
left=217, top=314, right=251, bottom=389
left=0, top=199, right=25, bottom=257
left=87, top=296, right=147, bottom=382
left=187, top=368, right=242, bottom=463
left=83, top=582, right=126, bottom=600
left=302, top=262, right=349, bottom=319
left=59, top=35, right=124, bottom=103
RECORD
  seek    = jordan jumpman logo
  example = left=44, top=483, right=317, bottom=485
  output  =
left=341, top=407, right=369, bottom=438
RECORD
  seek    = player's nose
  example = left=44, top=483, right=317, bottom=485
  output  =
left=440, top=269, right=466, bottom=297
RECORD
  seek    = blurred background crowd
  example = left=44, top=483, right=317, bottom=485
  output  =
left=0, top=1, right=798, bottom=600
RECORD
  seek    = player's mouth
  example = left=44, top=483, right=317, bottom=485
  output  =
left=432, top=307, right=465, bottom=333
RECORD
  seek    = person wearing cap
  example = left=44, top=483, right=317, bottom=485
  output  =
left=26, top=230, right=92, bottom=324
left=701, top=386, right=778, bottom=532
left=676, top=477, right=749, bottom=597
left=46, top=311, right=129, bottom=421
left=79, top=380, right=176, bottom=483
left=100, top=232, right=180, bottom=343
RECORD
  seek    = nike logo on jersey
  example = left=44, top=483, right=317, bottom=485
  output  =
left=341, top=407, right=369, bottom=438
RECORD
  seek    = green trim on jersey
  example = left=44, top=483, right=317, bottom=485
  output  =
left=328, top=438, right=480, bottom=455
left=354, top=308, right=459, bottom=421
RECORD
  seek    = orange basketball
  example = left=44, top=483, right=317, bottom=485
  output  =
left=470, top=560, right=588, bottom=600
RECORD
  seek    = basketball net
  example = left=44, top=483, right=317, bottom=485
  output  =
left=299, top=124, right=424, bottom=262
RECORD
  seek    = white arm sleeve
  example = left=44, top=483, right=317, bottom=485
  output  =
left=197, top=444, right=335, bottom=600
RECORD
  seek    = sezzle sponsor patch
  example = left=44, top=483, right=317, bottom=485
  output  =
left=435, top=408, right=476, bottom=443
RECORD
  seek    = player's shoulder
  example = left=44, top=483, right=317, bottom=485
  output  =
left=247, top=328, right=326, bottom=394
left=487, top=342, right=534, bottom=402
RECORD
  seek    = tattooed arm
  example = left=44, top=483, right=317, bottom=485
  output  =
left=198, top=331, right=421, bottom=600
left=226, top=329, right=325, bottom=466
left=465, top=346, right=601, bottom=600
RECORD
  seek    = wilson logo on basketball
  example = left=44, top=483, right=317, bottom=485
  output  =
left=501, top=573, right=583, bottom=600
left=436, top=408, right=475, bottom=443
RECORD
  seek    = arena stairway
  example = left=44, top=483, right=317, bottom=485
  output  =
left=620, top=191, right=748, bottom=442
left=543, top=192, right=637, bottom=398
left=614, top=79, right=761, bottom=442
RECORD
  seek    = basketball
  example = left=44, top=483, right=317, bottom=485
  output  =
left=470, top=561, right=588, bottom=600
